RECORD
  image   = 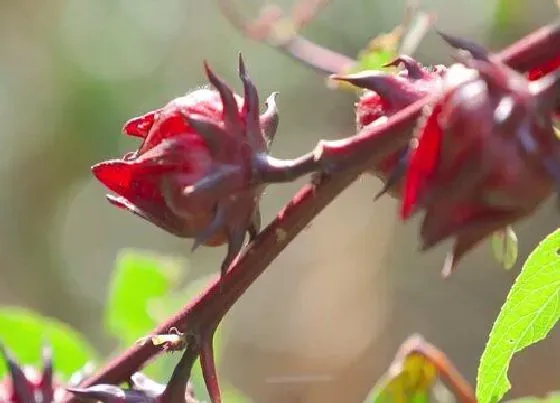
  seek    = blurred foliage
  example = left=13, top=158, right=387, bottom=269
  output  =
left=491, top=227, right=519, bottom=271
left=0, top=1, right=559, bottom=402
left=105, top=249, right=237, bottom=401
left=0, top=248, right=250, bottom=400
left=0, top=308, right=97, bottom=379
left=367, top=347, right=437, bottom=403
left=106, top=250, right=185, bottom=346
left=477, top=229, right=560, bottom=403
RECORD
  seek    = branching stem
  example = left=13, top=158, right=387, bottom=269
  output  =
left=64, top=19, right=560, bottom=403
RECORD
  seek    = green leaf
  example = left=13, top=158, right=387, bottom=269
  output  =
left=477, top=229, right=560, bottom=403
left=147, top=274, right=226, bottom=400
left=367, top=338, right=437, bottom=403
left=106, top=249, right=185, bottom=346
left=0, top=307, right=97, bottom=379
left=355, top=49, right=396, bottom=72
left=491, top=226, right=519, bottom=270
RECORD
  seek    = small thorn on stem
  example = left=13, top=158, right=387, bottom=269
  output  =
left=248, top=208, right=262, bottom=241
left=374, top=147, right=411, bottom=200
left=220, top=225, right=246, bottom=277
left=161, top=340, right=199, bottom=403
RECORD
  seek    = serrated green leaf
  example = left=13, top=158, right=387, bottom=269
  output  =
left=0, top=307, right=97, bottom=379
left=106, top=249, right=185, bottom=346
left=477, top=229, right=560, bottom=403
left=491, top=226, right=519, bottom=270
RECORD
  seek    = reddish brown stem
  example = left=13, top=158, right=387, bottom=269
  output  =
left=496, top=19, right=560, bottom=72
left=64, top=19, right=560, bottom=403
left=218, top=0, right=355, bottom=74
left=411, top=339, right=476, bottom=403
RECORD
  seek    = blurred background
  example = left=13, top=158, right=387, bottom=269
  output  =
left=0, top=0, right=559, bottom=402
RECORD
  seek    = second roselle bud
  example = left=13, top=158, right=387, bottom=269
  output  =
left=332, top=56, right=446, bottom=198
left=402, top=50, right=560, bottom=275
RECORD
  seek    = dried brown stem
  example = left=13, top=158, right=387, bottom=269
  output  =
left=65, top=19, right=560, bottom=403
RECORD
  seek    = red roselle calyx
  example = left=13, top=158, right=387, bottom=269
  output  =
left=401, top=39, right=560, bottom=276
left=92, top=56, right=281, bottom=275
left=334, top=33, right=559, bottom=276
left=0, top=345, right=77, bottom=403
left=332, top=56, right=447, bottom=198
left=67, top=373, right=197, bottom=403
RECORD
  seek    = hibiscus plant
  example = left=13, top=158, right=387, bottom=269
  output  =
left=0, top=1, right=559, bottom=403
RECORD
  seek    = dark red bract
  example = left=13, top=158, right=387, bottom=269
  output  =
left=68, top=372, right=197, bottom=403
left=527, top=54, right=560, bottom=117
left=401, top=57, right=560, bottom=275
left=0, top=345, right=69, bottom=403
left=333, top=56, right=446, bottom=197
left=92, top=56, right=279, bottom=274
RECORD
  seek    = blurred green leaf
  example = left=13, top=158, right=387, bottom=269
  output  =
left=106, top=249, right=185, bottom=346
left=477, top=229, right=560, bottom=403
left=0, top=307, right=97, bottom=379
left=494, top=0, right=524, bottom=31
left=367, top=338, right=437, bottom=403
left=148, top=274, right=225, bottom=365
left=491, top=226, right=519, bottom=270
left=147, top=274, right=225, bottom=400
left=355, top=49, right=396, bottom=72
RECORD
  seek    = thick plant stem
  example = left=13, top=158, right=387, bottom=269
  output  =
left=64, top=20, right=560, bottom=403
left=496, top=19, right=560, bottom=72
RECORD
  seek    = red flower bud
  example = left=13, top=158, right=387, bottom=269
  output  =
left=527, top=53, right=560, bottom=81
left=68, top=372, right=198, bottom=403
left=527, top=54, right=560, bottom=117
left=0, top=345, right=67, bottom=403
left=401, top=54, right=560, bottom=275
left=92, top=56, right=279, bottom=274
left=332, top=56, right=446, bottom=197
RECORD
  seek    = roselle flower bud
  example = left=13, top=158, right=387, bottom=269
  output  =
left=0, top=345, right=70, bottom=403
left=92, top=56, right=279, bottom=275
left=68, top=372, right=198, bottom=403
left=332, top=56, right=446, bottom=197
left=401, top=54, right=560, bottom=276
left=527, top=54, right=560, bottom=117
left=527, top=53, right=560, bottom=81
